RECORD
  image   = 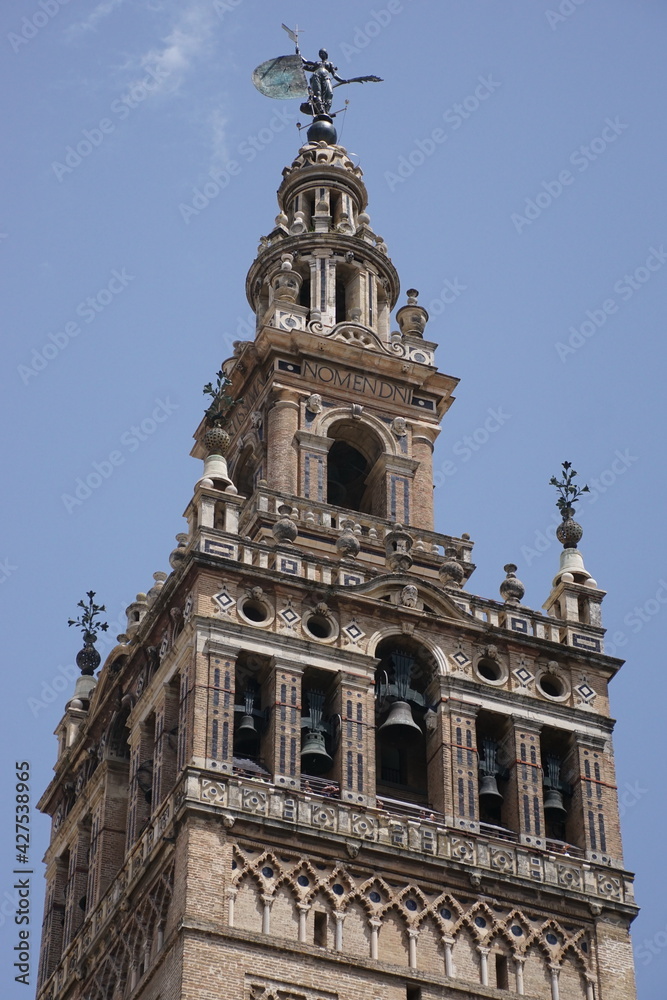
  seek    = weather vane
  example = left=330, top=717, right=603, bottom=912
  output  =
left=251, top=23, right=383, bottom=144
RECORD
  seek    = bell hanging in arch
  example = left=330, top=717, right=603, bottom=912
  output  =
left=543, top=787, right=567, bottom=819
left=478, top=773, right=504, bottom=805
left=378, top=700, right=422, bottom=741
left=301, top=730, right=333, bottom=775
left=235, top=714, right=259, bottom=754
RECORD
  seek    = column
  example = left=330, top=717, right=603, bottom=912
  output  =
left=504, top=720, right=544, bottom=846
left=444, top=938, right=454, bottom=978
left=263, top=661, right=302, bottom=790
left=266, top=390, right=300, bottom=493
left=424, top=680, right=449, bottom=816
left=516, top=957, right=525, bottom=995
left=445, top=701, right=479, bottom=830
left=411, top=431, right=436, bottom=531
left=479, top=948, right=489, bottom=987
left=226, top=886, right=237, bottom=927
left=370, top=918, right=381, bottom=960
left=37, top=855, right=68, bottom=987
left=298, top=903, right=309, bottom=943
left=408, top=928, right=418, bottom=969
left=88, top=761, right=129, bottom=907
left=334, top=913, right=344, bottom=952
left=153, top=678, right=180, bottom=806
left=261, top=894, right=273, bottom=934
left=296, top=431, right=333, bottom=503
left=126, top=720, right=154, bottom=848
left=192, top=647, right=235, bottom=775
left=570, top=734, right=623, bottom=860
left=63, top=822, right=91, bottom=946
left=332, top=674, right=374, bottom=806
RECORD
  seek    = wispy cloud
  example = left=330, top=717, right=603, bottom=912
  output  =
left=207, top=107, right=229, bottom=166
left=65, top=0, right=126, bottom=39
left=135, top=1, right=218, bottom=95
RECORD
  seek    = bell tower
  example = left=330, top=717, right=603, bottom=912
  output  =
left=37, top=70, right=638, bottom=1000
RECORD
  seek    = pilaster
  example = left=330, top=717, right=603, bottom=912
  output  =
left=264, top=660, right=302, bottom=789
left=504, top=719, right=545, bottom=847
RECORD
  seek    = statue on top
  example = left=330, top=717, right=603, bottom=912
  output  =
left=252, top=24, right=382, bottom=120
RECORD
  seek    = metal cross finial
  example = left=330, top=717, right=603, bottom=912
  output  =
left=549, top=461, right=590, bottom=517
left=281, top=23, right=301, bottom=54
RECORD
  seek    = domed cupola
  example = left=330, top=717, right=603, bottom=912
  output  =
left=245, top=139, right=400, bottom=342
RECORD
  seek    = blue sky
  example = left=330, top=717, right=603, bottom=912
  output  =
left=1, top=1, right=665, bottom=996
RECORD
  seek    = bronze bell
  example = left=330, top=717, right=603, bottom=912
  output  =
left=543, top=787, right=567, bottom=818
left=378, top=700, right=422, bottom=741
left=235, top=714, right=259, bottom=753
left=478, top=773, right=504, bottom=804
left=301, top=730, right=333, bottom=774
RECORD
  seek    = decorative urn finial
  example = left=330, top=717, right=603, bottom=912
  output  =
left=548, top=462, right=598, bottom=589
left=68, top=591, right=109, bottom=675
left=550, top=461, right=589, bottom=549
left=439, top=547, right=464, bottom=590
left=499, top=563, right=525, bottom=605
left=396, top=288, right=429, bottom=339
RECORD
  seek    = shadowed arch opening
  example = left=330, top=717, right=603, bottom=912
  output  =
left=326, top=420, right=384, bottom=514
left=375, top=637, right=436, bottom=807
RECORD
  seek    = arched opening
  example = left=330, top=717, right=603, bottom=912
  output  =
left=326, top=421, right=384, bottom=515
left=300, top=667, right=336, bottom=787
left=335, top=280, right=347, bottom=324
left=233, top=653, right=270, bottom=768
left=476, top=712, right=511, bottom=832
left=299, top=276, right=311, bottom=312
left=541, top=728, right=577, bottom=846
left=233, top=445, right=259, bottom=499
left=327, top=441, right=368, bottom=510
left=374, top=637, right=434, bottom=807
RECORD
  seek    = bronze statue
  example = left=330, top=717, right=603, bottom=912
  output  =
left=300, top=47, right=382, bottom=116
left=252, top=25, right=382, bottom=119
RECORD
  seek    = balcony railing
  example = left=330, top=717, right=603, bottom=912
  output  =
left=545, top=838, right=585, bottom=858
left=300, top=775, right=341, bottom=798
left=376, top=794, right=444, bottom=823
left=479, top=822, right=519, bottom=843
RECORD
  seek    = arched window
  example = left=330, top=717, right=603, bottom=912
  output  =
left=374, top=638, right=435, bottom=807
left=300, top=668, right=336, bottom=784
left=476, top=712, right=511, bottom=831
left=326, top=421, right=384, bottom=515
left=232, top=445, right=259, bottom=499
left=541, top=728, right=577, bottom=846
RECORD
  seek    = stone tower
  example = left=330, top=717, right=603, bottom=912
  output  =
left=37, top=126, right=638, bottom=1000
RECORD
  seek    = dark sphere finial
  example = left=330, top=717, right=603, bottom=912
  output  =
left=307, top=115, right=337, bottom=144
